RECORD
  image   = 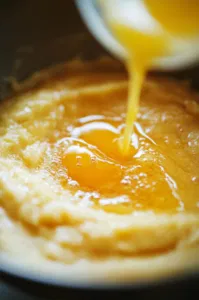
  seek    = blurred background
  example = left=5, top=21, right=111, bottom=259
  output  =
left=0, top=0, right=82, bottom=48
left=0, top=0, right=92, bottom=100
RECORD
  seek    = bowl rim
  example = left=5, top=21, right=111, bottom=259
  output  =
left=1, top=259, right=199, bottom=291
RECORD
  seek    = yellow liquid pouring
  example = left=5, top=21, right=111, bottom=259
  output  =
left=106, top=0, right=199, bottom=156
left=120, top=62, right=144, bottom=155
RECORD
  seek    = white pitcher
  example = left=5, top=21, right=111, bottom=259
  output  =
left=76, top=0, right=199, bottom=71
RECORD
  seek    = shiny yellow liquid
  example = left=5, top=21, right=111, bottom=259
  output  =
left=108, top=0, right=199, bottom=155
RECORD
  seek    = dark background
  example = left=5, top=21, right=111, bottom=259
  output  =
left=0, top=0, right=88, bottom=100
left=0, top=0, right=82, bottom=49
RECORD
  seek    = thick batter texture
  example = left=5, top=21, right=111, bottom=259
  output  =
left=0, top=59, right=199, bottom=282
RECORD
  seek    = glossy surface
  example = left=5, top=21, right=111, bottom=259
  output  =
left=55, top=90, right=198, bottom=214
left=23, top=64, right=199, bottom=215
left=101, top=0, right=199, bottom=154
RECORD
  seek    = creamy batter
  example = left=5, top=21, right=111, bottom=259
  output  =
left=0, top=59, right=199, bottom=282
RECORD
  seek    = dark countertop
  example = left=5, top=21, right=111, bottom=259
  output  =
left=0, top=281, right=38, bottom=300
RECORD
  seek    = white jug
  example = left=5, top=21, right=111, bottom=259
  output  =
left=76, top=0, right=199, bottom=71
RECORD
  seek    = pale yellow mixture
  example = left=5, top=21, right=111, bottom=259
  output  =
left=0, top=59, right=199, bottom=282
